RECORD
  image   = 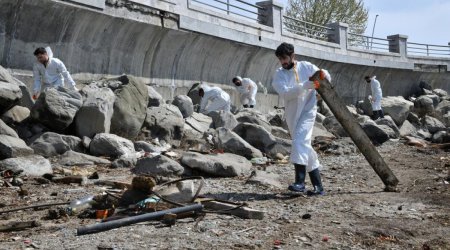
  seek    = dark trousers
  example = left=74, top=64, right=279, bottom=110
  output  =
left=371, top=109, right=385, bottom=120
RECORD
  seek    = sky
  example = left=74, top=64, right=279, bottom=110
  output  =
left=278, top=0, right=450, bottom=46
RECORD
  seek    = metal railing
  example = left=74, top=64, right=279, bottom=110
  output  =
left=283, top=15, right=333, bottom=42
left=190, top=0, right=266, bottom=23
left=347, top=33, right=392, bottom=52
left=407, top=42, right=450, bottom=57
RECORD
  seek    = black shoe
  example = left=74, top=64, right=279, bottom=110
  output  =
left=243, top=104, right=249, bottom=108
left=249, top=105, right=254, bottom=108
left=288, top=164, right=306, bottom=192
left=307, top=169, right=325, bottom=196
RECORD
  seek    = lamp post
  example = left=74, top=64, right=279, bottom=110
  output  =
left=370, top=14, right=379, bottom=49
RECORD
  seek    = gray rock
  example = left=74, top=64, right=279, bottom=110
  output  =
left=0, top=66, right=33, bottom=109
left=323, top=116, right=348, bottom=137
left=172, top=95, right=194, bottom=118
left=235, top=109, right=272, bottom=132
left=360, top=120, right=391, bottom=144
left=110, top=76, right=149, bottom=139
left=313, top=137, right=357, bottom=155
left=1, top=106, right=30, bottom=124
left=181, top=152, right=251, bottom=177
left=30, top=132, right=83, bottom=157
left=416, top=129, right=432, bottom=140
left=317, top=99, right=332, bottom=117
left=184, top=112, right=213, bottom=136
left=399, top=120, right=418, bottom=137
left=134, top=141, right=170, bottom=153
left=246, top=170, right=283, bottom=189
left=0, top=81, right=22, bottom=114
left=357, top=97, right=373, bottom=117
left=214, top=127, right=263, bottom=159
left=312, top=123, right=335, bottom=140
left=147, top=86, right=164, bottom=107
left=315, top=113, right=326, bottom=123
left=421, top=116, right=446, bottom=134
left=58, top=150, right=111, bottom=166
left=143, top=105, right=184, bottom=146
left=89, top=133, right=135, bottom=158
left=381, top=96, right=413, bottom=126
left=431, top=131, right=450, bottom=143
left=267, top=109, right=285, bottom=128
left=209, top=110, right=238, bottom=130
left=0, top=155, right=52, bottom=176
left=111, top=155, right=137, bottom=168
left=436, top=100, right=450, bottom=116
left=0, top=135, right=34, bottom=160
left=413, top=95, right=434, bottom=117
left=134, top=155, right=184, bottom=176
left=31, top=87, right=82, bottom=131
left=425, top=94, right=440, bottom=107
left=271, top=126, right=291, bottom=139
left=375, top=115, right=400, bottom=138
left=442, top=112, right=450, bottom=127
left=433, top=89, right=448, bottom=98
left=75, top=85, right=116, bottom=138
left=407, top=112, right=421, bottom=126
left=0, top=119, right=18, bottom=138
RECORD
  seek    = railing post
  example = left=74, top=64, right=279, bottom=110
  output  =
left=387, top=34, right=408, bottom=58
left=326, top=22, right=348, bottom=51
left=256, top=1, right=283, bottom=38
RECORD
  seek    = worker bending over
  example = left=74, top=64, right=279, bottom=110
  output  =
left=199, top=84, right=231, bottom=114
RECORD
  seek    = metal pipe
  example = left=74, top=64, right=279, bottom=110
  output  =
left=77, top=204, right=203, bottom=236
left=370, top=14, right=379, bottom=49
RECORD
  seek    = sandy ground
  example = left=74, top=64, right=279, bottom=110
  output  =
left=0, top=140, right=449, bottom=250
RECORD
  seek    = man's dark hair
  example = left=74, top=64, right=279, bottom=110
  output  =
left=275, top=43, right=294, bottom=57
left=364, top=76, right=371, bottom=81
left=232, top=77, right=239, bottom=84
left=34, top=47, right=47, bottom=56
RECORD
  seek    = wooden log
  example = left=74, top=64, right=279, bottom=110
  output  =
left=0, top=220, right=41, bottom=232
left=203, top=201, right=264, bottom=220
left=313, top=71, right=399, bottom=191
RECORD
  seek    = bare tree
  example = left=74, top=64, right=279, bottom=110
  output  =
left=284, top=0, right=368, bottom=42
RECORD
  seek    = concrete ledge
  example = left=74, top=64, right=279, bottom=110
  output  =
left=64, top=0, right=104, bottom=9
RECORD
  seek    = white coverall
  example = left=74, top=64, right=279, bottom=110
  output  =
left=33, top=47, right=77, bottom=95
left=199, top=85, right=231, bottom=114
left=272, top=61, right=331, bottom=172
left=369, top=76, right=383, bottom=111
left=235, top=77, right=258, bottom=106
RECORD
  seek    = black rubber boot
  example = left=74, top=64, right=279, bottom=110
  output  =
left=249, top=105, right=254, bottom=108
left=243, top=104, right=249, bottom=108
left=307, top=169, right=325, bottom=196
left=288, top=164, right=306, bottom=192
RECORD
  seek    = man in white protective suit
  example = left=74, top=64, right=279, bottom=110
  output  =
left=364, top=75, right=384, bottom=120
left=32, top=47, right=78, bottom=99
left=198, top=84, right=231, bottom=114
left=232, top=76, right=258, bottom=108
left=272, top=42, right=331, bottom=195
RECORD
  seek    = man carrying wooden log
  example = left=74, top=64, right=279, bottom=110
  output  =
left=271, top=42, right=331, bottom=195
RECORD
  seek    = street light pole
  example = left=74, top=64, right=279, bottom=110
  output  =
left=370, top=14, right=379, bottom=49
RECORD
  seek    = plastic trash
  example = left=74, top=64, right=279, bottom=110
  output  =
left=68, top=195, right=95, bottom=214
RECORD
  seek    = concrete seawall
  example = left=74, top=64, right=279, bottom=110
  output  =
left=1, top=0, right=449, bottom=110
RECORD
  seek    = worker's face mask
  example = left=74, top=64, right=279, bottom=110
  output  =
left=278, top=55, right=294, bottom=70
left=234, top=81, right=241, bottom=86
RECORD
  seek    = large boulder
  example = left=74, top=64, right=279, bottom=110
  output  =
left=360, top=120, right=391, bottom=144
left=110, top=76, right=149, bottom=139
left=134, top=155, right=185, bottom=176
left=214, top=127, right=263, bottom=159
left=30, top=132, right=83, bottom=157
left=235, top=109, right=272, bottom=132
left=143, top=104, right=184, bottom=146
left=1, top=106, right=30, bottom=124
left=0, top=155, right=52, bottom=176
left=421, top=116, right=446, bottom=134
left=75, top=85, right=116, bottom=138
left=0, top=81, right=22, bottom=114
left=381, top=96, right=413, bottom=126
left=58, top=150, right=111, bottom=166
left=431, top=131, right=450, bottom=144
left=433, top=89, right=448, bottom=98
left=399, top=120, right=418, bottom=137
left=0, top=135, right=34, bottom=160
left=89, top=133, right=135, bottom=158
left=209, top=110, right=238, bottom=130
left=0, top=119, right=18, bottom=138
left=323, top=116, right=348, bottom=137
left=0, top=66, right=33, bottom=109
left=172, top=95, right=194, bottom=118
left=181, top=152, right=251, bottom=177
left=184, top=112, right=213, bottom=137
left=271, top=126, right=291, bottom=139
left=375, top=116, right=400, bottom=138
left=413, top=95, right=435, bottom=117
left=436, top=100, right=450, bottom=116
left=31, top=87, right=82, bottom=131
left=147, top=86, right=164, bottom=107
